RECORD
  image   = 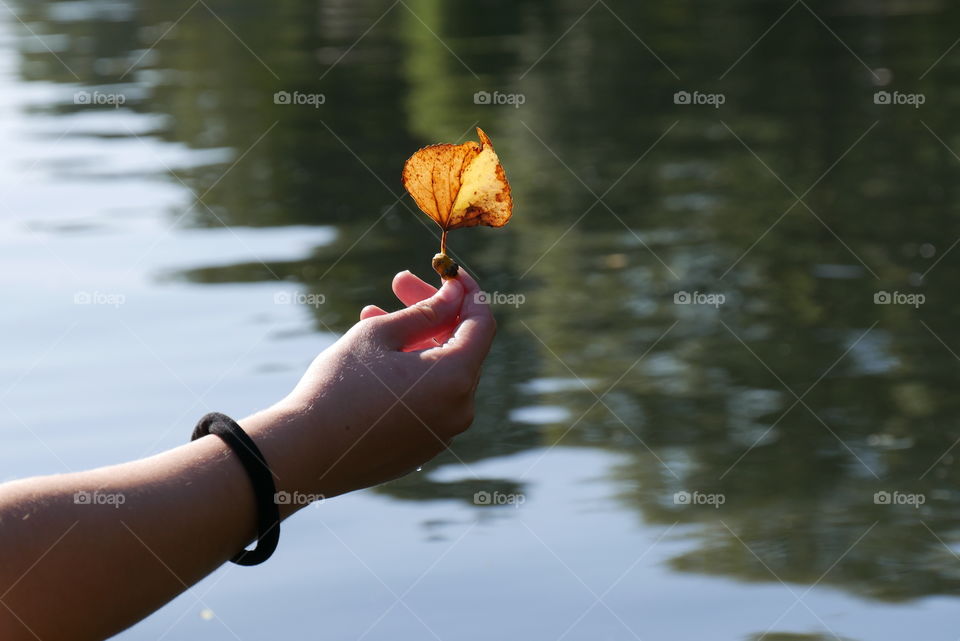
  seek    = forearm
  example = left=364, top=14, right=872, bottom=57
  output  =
left=0, top=388, right=384, bottom=641
left=0, top=416, right=276, bottom=640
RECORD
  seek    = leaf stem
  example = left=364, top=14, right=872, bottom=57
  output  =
left=440, top=229, right=448, bottom=255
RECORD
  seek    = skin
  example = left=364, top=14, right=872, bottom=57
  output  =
left=0, top=270, right=495, bottom=641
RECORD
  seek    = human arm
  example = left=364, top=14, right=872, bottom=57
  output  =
left=0, top=270, right=494, bottom=641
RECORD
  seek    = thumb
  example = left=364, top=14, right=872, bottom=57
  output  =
left=371, top=277, right=464, bottom=349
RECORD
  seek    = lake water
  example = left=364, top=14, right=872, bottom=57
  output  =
left=1, top=1, right=959, bottom=639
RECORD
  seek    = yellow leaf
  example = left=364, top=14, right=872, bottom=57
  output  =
left=401, top=128, right=513, bottom=278
left=402, top=127, right=512, bottom=231
left=403, top=127, right=513, bottom=278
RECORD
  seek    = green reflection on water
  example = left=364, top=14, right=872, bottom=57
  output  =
left=13, top=0, right=960, bottom=604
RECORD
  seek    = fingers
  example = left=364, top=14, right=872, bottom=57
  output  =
left=360, top=305, right=387, bottom=320
left=432, top=269, right=496, bottom=370
left=392, top=271, right=438, bottom=307
left=359, top=272, right=448, bottom=349
left=370, top=278, right=464, bottom=350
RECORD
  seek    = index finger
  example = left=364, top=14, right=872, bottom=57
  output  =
left=392, top=270, right=438, bottom=307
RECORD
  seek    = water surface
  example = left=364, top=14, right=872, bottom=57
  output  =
left=1, top=1, right=959, bottom=639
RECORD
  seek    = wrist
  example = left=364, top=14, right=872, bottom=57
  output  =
left=239, top=404, right=312, bottom=518
left=238, top=399, right=352, bottom=516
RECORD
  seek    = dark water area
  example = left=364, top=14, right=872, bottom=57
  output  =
left=1, top=1, right=959, bottom=638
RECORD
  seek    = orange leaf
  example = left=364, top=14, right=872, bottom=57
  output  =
left=401, top=127, right=513, bottom=232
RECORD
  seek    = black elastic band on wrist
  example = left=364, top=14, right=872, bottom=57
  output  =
left=191, top=412, right=280, bottom=566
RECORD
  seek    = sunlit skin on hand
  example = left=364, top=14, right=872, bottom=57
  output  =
left=247, top=268, right=497, bottom=501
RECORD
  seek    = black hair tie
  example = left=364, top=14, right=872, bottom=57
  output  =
left=191, top=412, right=281, bottom=565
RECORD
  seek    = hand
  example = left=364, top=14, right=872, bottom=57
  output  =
left=244, top=270, right=495, bottom=506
